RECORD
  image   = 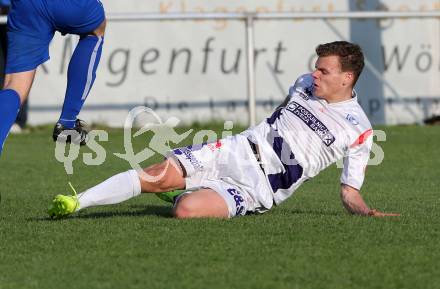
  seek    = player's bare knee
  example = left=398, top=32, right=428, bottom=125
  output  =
left=173, top=196, right=198, bottom=219
left=3, top=82, right=29, bottom=103
left=3, top=70, right=36, bottom=103
left=173, top=206, right=190, bottom=219
left=91, top=19, right=106, bottom=36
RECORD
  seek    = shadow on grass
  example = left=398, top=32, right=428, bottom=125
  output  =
left=30, top=205, right=173, bottom=221
left=288, top=208, right=342, bottom=216
left=77, top=205, right=173, bottom=219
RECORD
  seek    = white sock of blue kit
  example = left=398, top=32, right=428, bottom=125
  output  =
left=77, top=170, right=142, bottom=210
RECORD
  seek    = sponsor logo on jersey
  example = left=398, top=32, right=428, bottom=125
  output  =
left=346, top=114, right=360, bottom=125
left=173, top=147, right=204, bottom=171
left=286, top=101, right=336, bottom=146
left=227, top=188, right=245, bottom=216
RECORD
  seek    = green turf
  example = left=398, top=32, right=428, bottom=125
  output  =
left=0, top=125, right=439, bottom=289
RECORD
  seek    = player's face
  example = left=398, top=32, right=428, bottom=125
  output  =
left=311, top=56, right=353, bottom=101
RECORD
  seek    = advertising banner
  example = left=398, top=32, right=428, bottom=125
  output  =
left=27, top=0, right=440, bottom=126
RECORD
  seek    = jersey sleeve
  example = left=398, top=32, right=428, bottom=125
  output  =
left=340, top=129, right=373, bottom=190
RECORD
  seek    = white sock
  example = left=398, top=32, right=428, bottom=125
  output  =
left=77, top=170, right=142, bottom=210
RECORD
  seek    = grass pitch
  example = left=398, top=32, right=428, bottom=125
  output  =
left=0, top=124, right=439, bottom=289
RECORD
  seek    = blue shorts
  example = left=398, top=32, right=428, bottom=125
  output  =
left=6, top=0, right=105, bottom=73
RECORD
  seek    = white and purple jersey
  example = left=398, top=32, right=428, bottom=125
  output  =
left=242, top=74, right=373, bottom=207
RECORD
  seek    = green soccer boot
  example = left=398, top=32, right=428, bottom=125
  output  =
left=155, top=190, right=184, bottom=203
left=48, top=194, right=79, bottom=219
left=48, top=182, right=80, bottom=219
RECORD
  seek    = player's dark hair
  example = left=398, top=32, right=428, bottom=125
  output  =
left=316, top=41, right=364, bottom=86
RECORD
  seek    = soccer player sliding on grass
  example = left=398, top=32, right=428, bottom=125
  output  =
left=48, top=41, right=400, bottom=219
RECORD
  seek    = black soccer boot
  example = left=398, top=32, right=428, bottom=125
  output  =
left=52, top=119, right=89, bottom=146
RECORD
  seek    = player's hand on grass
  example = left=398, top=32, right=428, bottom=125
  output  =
left=368, top=209, right=400, bottom=217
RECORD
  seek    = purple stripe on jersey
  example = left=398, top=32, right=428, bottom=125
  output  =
left=266, top=108, right=284, bottom=125
left=267, top=136, right=303, bottom=194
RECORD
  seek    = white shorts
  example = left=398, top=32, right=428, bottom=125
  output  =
left=168, top=134, right=273, bottom=218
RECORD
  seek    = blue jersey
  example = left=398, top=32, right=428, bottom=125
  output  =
left=6, top=0, right=105, bottom=73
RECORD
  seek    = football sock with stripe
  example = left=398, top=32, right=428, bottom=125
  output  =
left=76, top=170, right=141, bottom=210
left=0, top=89, right=21, bottom=155
left=58, top=35, right=104, bottom=128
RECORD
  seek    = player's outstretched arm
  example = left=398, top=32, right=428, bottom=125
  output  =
left=340, top=184, right=400, bottom=217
